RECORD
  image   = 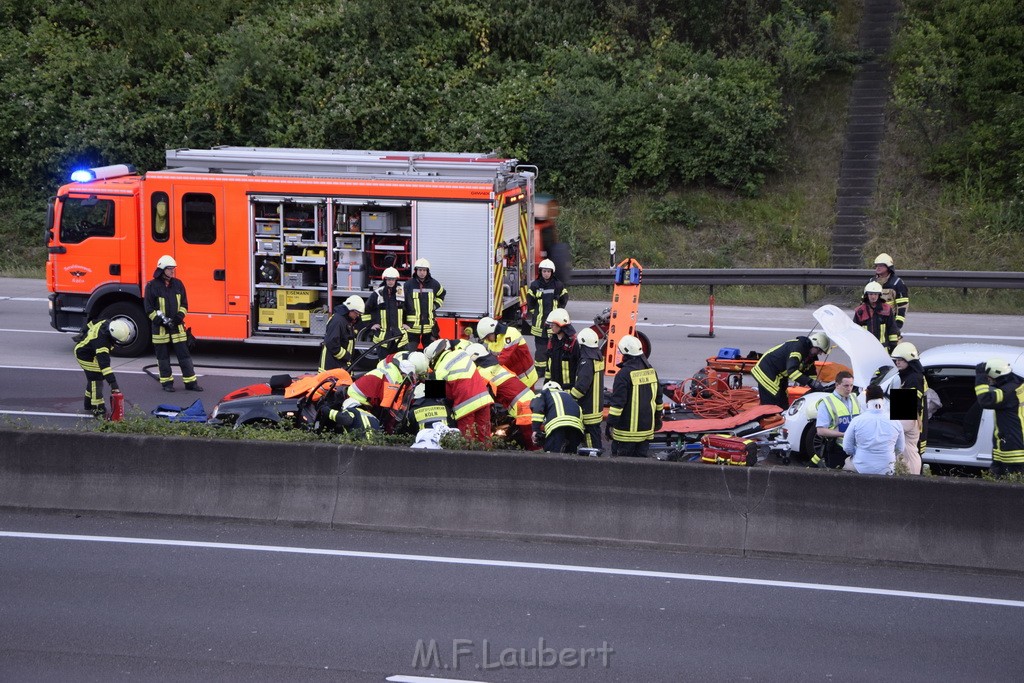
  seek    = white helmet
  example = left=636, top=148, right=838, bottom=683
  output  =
left=539, top=259, right=555, bottom=273
left=546, top=308, right=571, bottom=327
left=874, top=253, right=894, bottom=268
left=808, top=332, right=832, bottom=354
left=543, top=380, right=562, bottom=392
left=343, top=295, right=365, bottom=314
left=342, top=397, right=361, bottom=411
left=414, top=258, right=430, bottom=270
left=891, top=341, right=919, bottom=362
left=476, top=317, right=499, bottom=338
left=423, top=338, right=450, bottom=363
left=382, top=267, right=400, bottom=280
left=156, top=255, right=177, bottom=270
left=413, top=383, right=426, bottom=400
left=407, top=351, right=429, bottom=376
left=985, top=358, right=1013, bottom=379
left=864, top=281, right=883, bottom=294
left=465, top=343, right=489, bottom=361
left=577, top=327, right=600, bottom=348
left=108, top=319, right=131, bottom=343
left=617, top=334, right=643, bottom=357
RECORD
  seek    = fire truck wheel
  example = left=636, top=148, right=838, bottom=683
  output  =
left=100, top=302, right=150, bottom=358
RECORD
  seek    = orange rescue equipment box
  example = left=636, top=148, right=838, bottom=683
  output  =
left=699, top=434, right=758, bottom=466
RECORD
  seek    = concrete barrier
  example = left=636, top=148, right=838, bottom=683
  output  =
left=2, top=428, right=1022, bottom=573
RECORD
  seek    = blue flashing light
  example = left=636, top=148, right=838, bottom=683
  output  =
left=70, top=169, right=96, bottom=183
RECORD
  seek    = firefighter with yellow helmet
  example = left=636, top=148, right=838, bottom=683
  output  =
left=403, top=258, right=446, bottom=351
left=871, top=253, right=909, bottom=334
left=74, top=318, right=131, bottom=418
left=892, top=341, right=927, bottom=474
left=525, top=258, right=569, bottom=380
left=975, top=358, right=1024, bottom=478
left=606, top=335, right=663, bottom=457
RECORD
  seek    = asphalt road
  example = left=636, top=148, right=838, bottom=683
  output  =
left=1, top=510, right=1022, bottom=682
left=4, top=277, right=1023, bottom=425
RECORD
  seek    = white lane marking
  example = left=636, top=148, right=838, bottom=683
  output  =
left=0, top=297, right=49, bottom=302
left=0, top=328, right=63, bottom=334
left=0, top=365, right=154, bottom=374
left=387, top=677, right=483, bottom=683
left=0, top=410, right=91, bottom=418
left=1, top=531, right=1021, bottom=609
left=570, top=320, right=1024, bottom=341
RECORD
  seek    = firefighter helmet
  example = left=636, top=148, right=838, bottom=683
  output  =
left=108, top=319, right=131, bottom=343
left=543, top=380, right=562, bottom=392
left=864, top=281, right=883, bottom=295
left=539, top=259, right=556, bottom=273
left=890, top=341, right=919, bottom=362
left=423, top=338, right=450, bottom=363
left=808, top=331, right=832, bottom=354
left=382, top=267, right=400, bottom=280
left=985, top=358, right=1012, bottom=379
left=618, top=334, right=643, bottom=357
left=465, top=343, right=489, bottom=361
left=342, top=397, right=361, bottom=411
left=343, top=295, right=365, bottom=314
left=407, top=351, right=429, bottom=376
left=476, top=317, right=499, bottom=339
left=577, top=327, right=600, bottom=348
left=156, top=255, right=177, bottom=270
left=874, top=253, right=894, bottom=268
left=546, top=308, right=571, bottom=327
left=414, top=258, right=430, bottom=270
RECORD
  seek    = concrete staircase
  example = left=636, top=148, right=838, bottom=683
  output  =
left=831, top=0, right=899, bottom=269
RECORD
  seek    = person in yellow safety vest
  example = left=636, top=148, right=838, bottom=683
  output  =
left=425, top=339, right=494, bottom=443
left=752, top=332, right=831, bottom=409
left=144, top=255, right=202, bottom=392
left=892, top=341, right=927, bottom=474
left=319, top=295, right=365, bottom=372
left=975, top=358, right=1024, bottom=478
left=409, top=381, right=453, bottom=432
left=812, top=371, right=860, bottom=468
left=530, top=381, right=584, bottom=453
left=476, top=316, right=538, bottom=388
left=320, top=397, right=381, bottom=439
left=525, top=258, right=569, bottom=380
left=570, top=327, right=606, bottom=451
left=606, top=335, right=663, bottom=458
left=362, top=266, right=408, bottom=354
left=403, top=258, right=446, bottom=351
left=871, top=253, right=910, bottom=334
left=545, top=308, right=578, bottom=389
left=347, top=350, right=427, bottom=432
left=466, top=343, right=538, bottom=450
left=74, top=318, right=131, bottom=418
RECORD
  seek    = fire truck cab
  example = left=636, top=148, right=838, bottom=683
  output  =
left=46, top=147, right=559, bottom=356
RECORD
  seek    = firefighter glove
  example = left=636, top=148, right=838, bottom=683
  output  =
left=654, top=416, right=663, bottom=432
left=531, top=431, right=541, bottom=446
left=108, top=380, right=119, bottom=392
left=810, top=380, right=828, bottom=392
left=976, top=362, right=988, bottom=374
left=604, top=422, right=612, bottom=439
left=174, top=312, right=185, bottom=324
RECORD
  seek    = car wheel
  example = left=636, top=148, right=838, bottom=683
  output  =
left=797, top=423, right=822, bottom=465
left=100, top=301, right=150, bottom=357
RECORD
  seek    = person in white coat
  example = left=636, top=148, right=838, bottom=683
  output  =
left=842, top=385, right=906, bottom=475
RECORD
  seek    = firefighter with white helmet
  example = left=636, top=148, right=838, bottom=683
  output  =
left=854, top=280, right=899, bottom=351
left=529, top=381, right=584, bottom=453
left=570, top=326, right=606, bottom=450
left=871, top=252, right=910, bottom=334
left=544, top=307, right=578, bottom=389
left=892, top=341, right=927, bottom=475
left=975, top=357, right=1024, bottom=478
left=363, top=265, right=407, bottom=353
left=606, top=334, right=663, bottom=457
left=476, top=316, right=537, bottom=387
left=144, top=254, right=202, bottom=392
left=73, top=318, right=130, bottom=418
left=429, top=338, right=494, bottom=443
left=751, top=332, right=831, bottom=409
left=469, top=343, right=539, bottom=449
left=404, top=257, right=446, bottom=352
left=319, top=295, right=365, bottom=372
left=526, top=257, right=569, bottom=380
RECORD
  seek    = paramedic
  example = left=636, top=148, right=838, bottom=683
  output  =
left=476, top=316, right=538, bottom=387
left=425, top=339, right=494, bottom=443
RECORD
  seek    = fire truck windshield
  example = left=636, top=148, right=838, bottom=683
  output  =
left=58, top=196, right=115, bottom=244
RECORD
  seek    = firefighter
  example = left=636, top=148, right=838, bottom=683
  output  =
left=975, top=358, right=1024, bottom=478
left=892, top=341, right=927, bottom=475
left=570, top=327, right=606, bottom=451
left=871, top=253, right=910, bottom=334
left=74, top=318, right=131, bottom=418
left=320, top=397, right=381, bottom=439
left=404, top=258, right=446, bottom=351
left=853, top=281, right=899, bottom=352
left=425, top=339, right=494, bottom=443
left=530, top=381, right=584, bottom=453
left=545, top=308, right=579, bottom=389
left=319, top=295, right=365, bottom=372
left=812, top=371, right=860, bottom=468
left=476, top=316, right=538, bottom=388
left=347, top=350, right=427, bottom=432
left=363, top=266, right=408, bottom=354
left=751, top=332, right=831, bottom=409
left=144, top=255, right=202, bottom=392
left=409, top=381, right=453, bottom=433
left=466, top=343, right=537, bottom=450
left=606, top=335, right=663, bottom=458
left=525, top=258, right=569, bottom=380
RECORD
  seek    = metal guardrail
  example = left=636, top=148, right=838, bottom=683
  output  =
left=570, top=268, right=1024, bottom=290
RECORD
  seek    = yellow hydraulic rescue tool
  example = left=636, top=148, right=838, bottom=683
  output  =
left=603, top=257, right=643, bottom=377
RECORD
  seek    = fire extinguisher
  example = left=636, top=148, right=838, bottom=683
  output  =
left=110, top=390, right=125, bottom=422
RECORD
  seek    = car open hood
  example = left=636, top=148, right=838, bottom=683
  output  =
left=813, top=304, right=897, bottom=390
